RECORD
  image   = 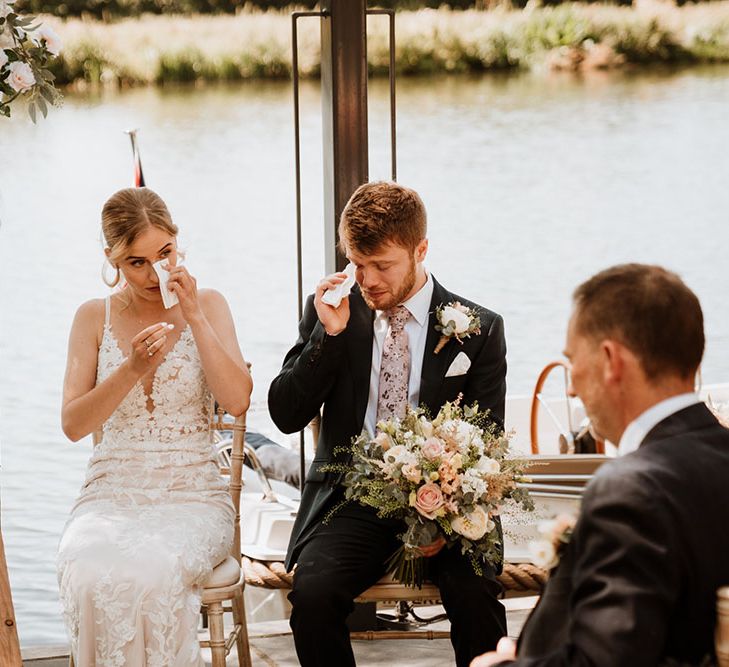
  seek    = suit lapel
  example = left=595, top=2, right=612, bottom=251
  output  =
left=419, top=278, right=458, bottom=413
left=347, top=287, right=375, bottom=430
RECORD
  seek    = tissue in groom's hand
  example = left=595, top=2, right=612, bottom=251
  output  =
left=153, top=259, right=179, bottom=309
left=321, top=262, right=356, bottom=308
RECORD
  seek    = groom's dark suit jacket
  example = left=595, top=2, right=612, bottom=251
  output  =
left=268, top=277, right=506, bottom=571
left=503, top=403, right=729, bottom=667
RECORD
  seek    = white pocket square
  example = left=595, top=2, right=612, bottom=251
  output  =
left=445, top=351, right=471, bottom=377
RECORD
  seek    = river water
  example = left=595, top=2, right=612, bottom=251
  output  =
left=2, top=66, right=729, bottom=645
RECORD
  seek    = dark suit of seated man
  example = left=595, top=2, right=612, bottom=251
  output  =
left=472, top=263, right=729, bottom=667
left=268, top=181, right=508, bottom=667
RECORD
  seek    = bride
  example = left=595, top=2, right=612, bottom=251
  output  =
left=56, top=187, right=252, bottom=666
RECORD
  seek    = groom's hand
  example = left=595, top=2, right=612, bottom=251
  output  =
left=314, top=272, right=351, bottom=336
left=418, top=535, right=446, bottom=558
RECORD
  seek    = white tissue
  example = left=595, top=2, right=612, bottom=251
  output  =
left=321, top=262, right=356, bottom=308
left=153, top=259, right=180, bottom=309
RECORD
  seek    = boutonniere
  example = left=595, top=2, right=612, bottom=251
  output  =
left=528, top=513, right=576, bottom=571
left=434, top=302, right=481, bottom=354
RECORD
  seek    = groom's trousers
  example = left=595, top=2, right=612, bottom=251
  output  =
left=288, top=499, right=507, bottom=667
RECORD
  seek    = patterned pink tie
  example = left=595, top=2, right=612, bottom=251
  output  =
left=376, top=305, right=411, bottom=423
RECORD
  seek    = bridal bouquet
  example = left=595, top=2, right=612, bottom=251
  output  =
left=326, top=400, right=534, bottom=587
left=1, top=0, right=62, bottom=120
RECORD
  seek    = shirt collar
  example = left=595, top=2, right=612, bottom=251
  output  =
left=375, top=270, right=433, bottom=327
left=617, top=392, right=701, bottom=456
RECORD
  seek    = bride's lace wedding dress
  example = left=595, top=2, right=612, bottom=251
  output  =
left=57, top=298, right=234, bottom=666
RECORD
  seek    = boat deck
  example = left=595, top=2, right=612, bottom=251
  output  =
left=21, top=597, right=537, bottom=666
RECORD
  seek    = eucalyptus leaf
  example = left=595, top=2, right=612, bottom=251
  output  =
left=39, top=84, right=55, bottom=103
left=27, top=100, right=36, bottom=122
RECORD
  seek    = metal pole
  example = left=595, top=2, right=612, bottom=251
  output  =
left=292, top=11, right=323, bottom=494
left=320, top=0, right=369, bottom=273
left=367, top=9, right=397, bottom=182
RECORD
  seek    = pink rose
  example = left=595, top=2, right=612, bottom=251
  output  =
left=414, top=482, right=445, bottom=519
left=421, top=437, right=445, bottom=461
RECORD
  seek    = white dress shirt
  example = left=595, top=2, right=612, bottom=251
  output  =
left=617, top=392, right=701, bottom=456
left=363, top=271, right=434, bottom=437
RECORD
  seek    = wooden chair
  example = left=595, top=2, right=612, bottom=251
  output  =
left=202, top=408, right=253, bottom=667
left=71, top=411, right=252, bottom=667
left=718, top=587, right=729, bottom=667
left=1, top=528, right=22, bottom=667
left=352, top=576, right=449, bottom=640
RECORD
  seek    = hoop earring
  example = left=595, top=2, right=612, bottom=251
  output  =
left=102, top=259, right=120, bottom=288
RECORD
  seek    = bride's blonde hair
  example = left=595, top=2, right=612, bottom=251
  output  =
left=101, top=187, right=178, bottom=287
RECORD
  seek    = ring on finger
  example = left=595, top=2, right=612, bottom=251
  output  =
left=145, top=338, right=152, bottom=349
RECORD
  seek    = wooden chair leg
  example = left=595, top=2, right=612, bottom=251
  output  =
left=232, top=590, right=252, bottom=667
left=68, top=655, right=75, bottom=667
left=207, top=601, right=227, bottom=667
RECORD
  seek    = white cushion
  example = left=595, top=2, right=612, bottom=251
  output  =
left=203, top=556, right=241, bottom=589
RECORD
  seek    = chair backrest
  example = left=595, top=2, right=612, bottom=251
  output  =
left=718, top=587, right=729, bottom=667
left=210, top=407, right=246, bottom=566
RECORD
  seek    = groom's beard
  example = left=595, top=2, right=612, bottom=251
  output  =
left=361, top=259, right=417, bottom=312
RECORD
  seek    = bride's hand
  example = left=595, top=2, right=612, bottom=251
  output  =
left=128, top=322, right=175, bottom=376
left=165, top=265, right=202, bottom=323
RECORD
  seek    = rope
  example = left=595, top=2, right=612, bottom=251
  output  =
left=497, top=562, right=548, bottom=592
left=242, top=557, right=546, bottom=593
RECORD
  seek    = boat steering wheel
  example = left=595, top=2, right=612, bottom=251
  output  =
left=529, top=360, right=605, bottom=455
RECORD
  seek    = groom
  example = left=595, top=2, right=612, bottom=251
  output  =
left=268, top=181, right=508, bottom=667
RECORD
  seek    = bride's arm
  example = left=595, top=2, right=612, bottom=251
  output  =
left=187, top=289, right=252, bottom=417
left=61, top=300, right=170, bottom=441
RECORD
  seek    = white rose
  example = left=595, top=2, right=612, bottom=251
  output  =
left=31, top=23, right=62, bottom=56
left=0, top=49, right=8, bottom=70
left=450, top=505, right=493, bottom=541
left=475, top=456, right=500, bottom=474
left=529, top=540, right=559, bottom=570
left=441, top=305, right=471, bottom=334
left=7, top=60, right=35, bottom=92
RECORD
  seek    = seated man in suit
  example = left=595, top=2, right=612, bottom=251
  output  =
left=268, top=181, right=508, bottom=667
left=472, top=263, right=729, bottom=667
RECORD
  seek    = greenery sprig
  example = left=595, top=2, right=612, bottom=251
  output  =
left=1, top=0, right=62, bottom=120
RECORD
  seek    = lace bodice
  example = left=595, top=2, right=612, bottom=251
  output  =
left=70, top=301, right=231, bottom=513
left=96, top=323, right=212, bottom=446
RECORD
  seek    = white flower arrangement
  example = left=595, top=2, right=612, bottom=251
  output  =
left=528, top=513, right=577, bottom=571
left=1, top=0, right=62, bottom=120
left=322, top=399, right=534, bottom=587
left=434, top=301, right=481, bottom=354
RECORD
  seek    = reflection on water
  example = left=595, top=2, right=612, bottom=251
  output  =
left=2, top=66, right=729, bottom=644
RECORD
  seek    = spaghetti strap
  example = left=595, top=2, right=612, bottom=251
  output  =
left=104, top=296, right=111, bottom=328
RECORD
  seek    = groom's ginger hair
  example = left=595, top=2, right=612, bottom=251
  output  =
left=338, top=181, right=427, bottom=255
left=573, top=263, right=704, bottom=381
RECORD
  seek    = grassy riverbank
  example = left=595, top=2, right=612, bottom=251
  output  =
left=45, top=2, right=729, bottom=86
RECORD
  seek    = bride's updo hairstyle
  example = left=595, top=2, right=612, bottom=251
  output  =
left=101, top=187, right=178, bottom=287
